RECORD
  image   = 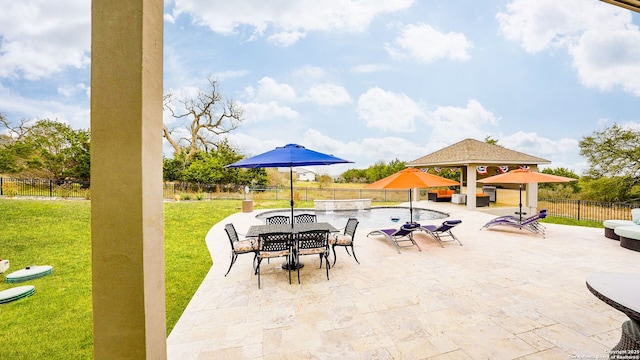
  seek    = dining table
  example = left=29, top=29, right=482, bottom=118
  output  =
left=247, top=222, right=339, bottom=270
left=586, top=272, right=640, bottom=355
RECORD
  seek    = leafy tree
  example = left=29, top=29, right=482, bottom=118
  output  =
left=337, top=168, right=367, bottom=183
left=0, top=118, right=90, bottom=179
left=540, top=167, right=580, bottom=193
left=484, top=135, right=501, bottom=146
left=338, top=158, right=406, bottom=183
left=579, top=176, right=635, bottom=202
left=163, top=78, right=244, bottom=161
left=579, top=123, right=640, bottom=179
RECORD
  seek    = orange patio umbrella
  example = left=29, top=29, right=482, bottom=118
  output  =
left=366, top=168, right=460, bottom=222
left=477, top=169, right=577, bottom=221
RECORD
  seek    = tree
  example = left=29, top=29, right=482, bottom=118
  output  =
left=579, top=123, right=640, bottom=179
left=163, top=78, right=244, bottom=161
left=484, top=135, right=501, bottom=146
left=0, top=118, right=90, bottom=179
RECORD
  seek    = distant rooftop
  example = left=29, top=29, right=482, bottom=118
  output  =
left=407, top=138, right=551, bottom=167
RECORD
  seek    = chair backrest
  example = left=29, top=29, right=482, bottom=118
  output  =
left=344, top=218, right=359, bottom=237
left=438, top=219, right=462, bottom=232
left=521, top=211, right=546, bottom=225
left=258, top=232, right=292, bottom=253
left=266, top=215, right=290, bottom=225
left=224, top=223, right=238, bottom=245
left=297, top=230, right=329, bottom=250
left=294, top=213, right=317, bottom=223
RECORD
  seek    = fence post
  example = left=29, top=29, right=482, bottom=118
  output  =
left=49, top=180, right=53, bottom=197
left=577, top=200, right=581, bottom=221
left=0, top=177, right=2, bottom=196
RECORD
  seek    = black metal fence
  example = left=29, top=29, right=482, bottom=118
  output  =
left=2, top=177, right=639, bottom=223
left=539, top=198, right=640, bottom=222
left=0, top=178, right=91, bottom=198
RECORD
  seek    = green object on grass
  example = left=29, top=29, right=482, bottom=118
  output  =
left=0, top=285, right=35, bottom=304
left=6, top=265, right=53, bottom=283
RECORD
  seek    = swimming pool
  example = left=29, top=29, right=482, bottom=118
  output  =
left=255, top=207, right=449, bottom=229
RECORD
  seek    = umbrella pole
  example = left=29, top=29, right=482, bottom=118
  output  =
left=409, top=189, right=413, bottom=223
left=290, top=166, right=294, bottom=228
left=519, top=184, right=523, bottom=222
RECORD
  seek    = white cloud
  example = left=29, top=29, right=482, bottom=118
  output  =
left=569, top=29, right=640, bottom=96
left=57, top=83, right=88, bottom=98
left=240, top=101, right=299, bottom=123
left=212, top=70, right=250, bottom=81
left=291, top=66, right=329, bottom=80
left=304, top=84, right=352, bottom=106
left=267, top=31, right=306, bottom=47
left=497, top=0, right=640, bottom=96
left=424, top=99, right=499, bottom=142
left=500, top=131, right=584, bottom=172
left=351, top=63, right=393, bottom=74
left=170, top=0, right=415, bottom=45
left=0, top=1, right=90, bottom=79
left=244, top=77, right=298, bottom=102
left=385, top=23, right=473, bottom=63
left=357, top=87, right=424, bottom=132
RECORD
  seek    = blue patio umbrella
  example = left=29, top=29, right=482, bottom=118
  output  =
left=225, top=144, right=353, bottom=226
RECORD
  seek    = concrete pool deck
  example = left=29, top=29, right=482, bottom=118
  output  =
left=167, top=200, right=640, bottom=359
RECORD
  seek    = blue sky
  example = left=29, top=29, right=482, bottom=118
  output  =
left=1, top=0, right=639, bottom=176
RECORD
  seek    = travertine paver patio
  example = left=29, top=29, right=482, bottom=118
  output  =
left=167, top=201, right=640, bottom=359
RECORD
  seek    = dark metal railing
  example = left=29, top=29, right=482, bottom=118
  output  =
left=2, top=178, right=638, bottom=223
left=539, top=198, right=640, bottom=222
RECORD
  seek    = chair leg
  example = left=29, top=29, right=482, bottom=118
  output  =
left=351, top=245, right=360, bottom=264
left=325, top=253, right=330, bottom=280
left=332, top=245, right=338, bottom=266
left=256, top=258, right=262, bottom=289
left=224, top=252, right=237, bottom=277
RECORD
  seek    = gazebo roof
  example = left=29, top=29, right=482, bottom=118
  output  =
left=407, top=138, right=551, bottom=167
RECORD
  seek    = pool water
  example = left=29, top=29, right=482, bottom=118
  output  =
left=256, top=207, right=448, bottom=229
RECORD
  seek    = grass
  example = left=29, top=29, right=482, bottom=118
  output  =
left=0, top=199, right=257, bottom=359
left=541, top=216, right=603, bottom=228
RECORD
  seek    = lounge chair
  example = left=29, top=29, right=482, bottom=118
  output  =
left=420, top=220, right=463, bottom=247
left=367, top=222, right=421, bottom=254
left=481, top=210, right=547, bottom=237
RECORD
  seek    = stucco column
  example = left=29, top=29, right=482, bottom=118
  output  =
left=466, top=164, right=477, bottom=209
left=91, top=0, right=166, bottom=358
left=527, top=183, right=539, bottom=214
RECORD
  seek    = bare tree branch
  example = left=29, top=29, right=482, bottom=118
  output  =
left=162, top=78, right=244, bottom=160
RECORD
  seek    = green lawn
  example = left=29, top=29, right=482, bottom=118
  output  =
left=0, top=199, right=261, bottom=359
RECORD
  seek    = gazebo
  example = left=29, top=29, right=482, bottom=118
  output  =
left=407, top=138, right=551, bottom=211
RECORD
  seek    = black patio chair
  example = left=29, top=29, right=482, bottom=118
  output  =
left=294, top=213, right=317, bottom=223
left=295, top=230, right=330, bottom=283
left=329, top=218, right=359, bottom=266
left=265, top=215, right=290, bottom=225
left=223, top=223, right=258, bottom=277
left=256, top=232, right=293, bottom=288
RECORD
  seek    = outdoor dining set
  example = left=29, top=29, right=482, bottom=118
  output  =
left=224, top=214, right=359, bottom=288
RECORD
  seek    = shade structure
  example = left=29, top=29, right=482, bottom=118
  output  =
left=366, top=168, right=460, bottom=222
left=225, top=144, right=352, bottom=225
left=477, top=169, right=577, bottom=221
